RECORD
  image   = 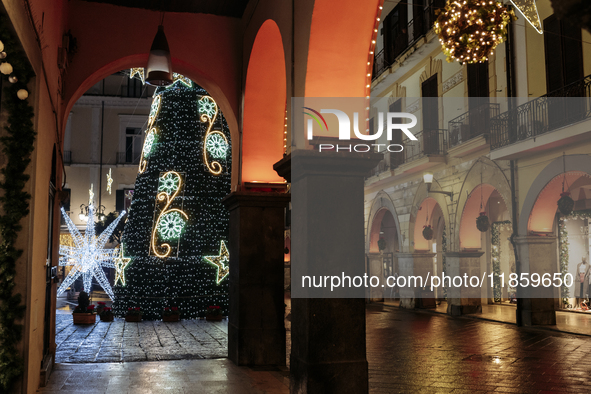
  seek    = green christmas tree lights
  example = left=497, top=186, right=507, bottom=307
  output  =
left=113, top=77, right=231, bottom=319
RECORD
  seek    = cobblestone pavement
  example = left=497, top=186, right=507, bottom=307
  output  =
left=55, top=314, right=227, bottom=363
left=366, top=304, right=591, bottom=393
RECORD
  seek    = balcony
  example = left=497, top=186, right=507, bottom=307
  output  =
left=449, top=103, right=500, bottom=148
left=490, top=75, right=591, bottom=157
left=372, top=6, right=441, bottom=81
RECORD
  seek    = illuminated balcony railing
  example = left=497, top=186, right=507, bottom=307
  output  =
left=490, top=75, right=591, bottom=150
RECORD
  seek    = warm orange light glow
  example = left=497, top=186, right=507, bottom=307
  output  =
left=306, top=0, right=382, bottom=97
left=243, top=20, right=286, bottom=184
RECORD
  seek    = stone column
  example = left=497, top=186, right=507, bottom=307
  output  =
left=444, top=251, right=484, bottom=315
left=280, top=150, right=381, bottom=394
left=223, top=192, right=291, bottom=366
left=514, top=236, right=557, bottom=326
left=396, top=252, right=435, bottom=309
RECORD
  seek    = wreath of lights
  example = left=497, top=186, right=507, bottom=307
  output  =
left=151, top=171, right=188, bottom=258
left=199, top=96, right=229, bottom=175
left=434, top=0, right=515, bottom=64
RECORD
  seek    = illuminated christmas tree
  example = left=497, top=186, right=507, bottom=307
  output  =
left=113, top=73, right=231, bottom=319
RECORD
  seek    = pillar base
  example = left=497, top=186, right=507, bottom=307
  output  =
left=444, top=251, right=484, bottom=316
left=223, top=192, right=290, bottom=366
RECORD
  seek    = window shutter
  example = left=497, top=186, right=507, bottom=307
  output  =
left=544, top=15, right=564, bottom=94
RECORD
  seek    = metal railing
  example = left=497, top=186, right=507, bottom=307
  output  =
left=373, top=49, right=386, bottom=79
left=490, top=75, right=591, bottom=150
left=63, top=151, right=72, bottom=165
left=402, top=128, right=447, bottom=163
left=448, top=103, right=500, bottom=148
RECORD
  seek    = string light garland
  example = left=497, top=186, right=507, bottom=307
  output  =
left=203, top=241, right=230, bottom=285
left=113, top=79, right=232, bottom=320
left=57, top=205, right=127, bottom=300
left=510, top=0, right=542, bottom=34
left=434, top=0, right=516, bottom=64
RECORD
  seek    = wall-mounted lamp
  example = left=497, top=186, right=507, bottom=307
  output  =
left=423, top=172, right=453, bottom=200
left=145, top=25, right=173, bottom=86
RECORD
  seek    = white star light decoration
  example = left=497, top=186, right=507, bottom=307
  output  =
left=204, top=241, right=230, bottom=284
left=114, top=246, right=131, bottom=287
left=57, top=205, right=127, bottom=300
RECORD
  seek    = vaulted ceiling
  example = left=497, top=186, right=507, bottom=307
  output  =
left=79, top=0, right=251, bottom=18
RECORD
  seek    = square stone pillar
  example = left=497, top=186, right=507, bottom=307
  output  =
left=223, top=192, right=291, bottom=366
left=367, top=253, right=384, bottom=301
left=514, top=236, right=557, bottom=326
left=444, top=251, right=484, bottom=315
left=396, top=252, right=435, bottom=309
left=277, top=150, right=381, bottom=394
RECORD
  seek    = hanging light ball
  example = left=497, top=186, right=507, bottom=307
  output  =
left=0, top=40, right=3, bottom=52
left=0, top=52, right=6, bottom=59
left=434, top=0, right=515, bottom=64
left=557, top=192, right=574, bottom=215
left=17, top=89, right=28, bottom=100
left=8, top=75, right=17, bottom=83
left=0, top=62, right=13, bottom=75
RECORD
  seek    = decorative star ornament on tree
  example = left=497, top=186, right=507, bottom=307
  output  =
left=114, top=245, right=131, bottom=286
left=204, top=241, right=230, bottom=284
left=510, top=0, right=543, bottom=34
left=57, top=205, right=127, bottom=300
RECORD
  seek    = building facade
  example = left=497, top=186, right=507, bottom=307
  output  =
left=365, top=0, right=591, bottom=323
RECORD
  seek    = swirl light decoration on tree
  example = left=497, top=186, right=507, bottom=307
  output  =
left=434, top=0, right=515, bottom=64
left=151, top=171, right=188, bottom=258
left=199, top=96, right=229, bottom=175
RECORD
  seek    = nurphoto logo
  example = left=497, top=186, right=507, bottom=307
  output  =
left=303, top=107, right=418, bottom=152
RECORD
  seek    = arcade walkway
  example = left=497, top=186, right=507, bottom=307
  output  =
left=39, top=304, right=591, bottom=393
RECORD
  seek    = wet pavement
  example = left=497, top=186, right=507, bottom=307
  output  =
left=43, top=303, right=591, bottom=393
left=366, top=304, right=591, bottom=393
left=55, top=314, right=227, bottom=363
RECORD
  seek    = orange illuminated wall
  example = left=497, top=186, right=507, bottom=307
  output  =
left=459, top=184, right=495, bottom=249
left=242, top=20, right=286, bottom=184
left=305, top=0, right=382, bottom=97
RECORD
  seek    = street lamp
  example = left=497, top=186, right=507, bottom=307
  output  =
left=423, top=172, right=453, bottom=200
left=145, top=25, right=173, bottom=86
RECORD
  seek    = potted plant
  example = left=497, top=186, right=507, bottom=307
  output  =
left=476, top=212, right=490, bottom=232
left=162, top=307, right=180, bottom=322
left=125, top=307, right=143, bottom=322
left=96, top=301, right=107, bottom=315
left=72, top=291, right=96, bottom=325
left=205, top=305, right=223, bottom=321
left=422, top=225, right=433, bottom=240
left=99, top=306, right=114, bottom=322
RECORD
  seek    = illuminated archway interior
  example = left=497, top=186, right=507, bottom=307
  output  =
left=414, top=197, right=441, bottom=251
left=369, top=208, right=398, bottom=254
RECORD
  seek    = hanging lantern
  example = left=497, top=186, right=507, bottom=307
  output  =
left=378, top=238, right=387, bottom=251
left=423, top=225, right=434, bottom=240
left=557, top=191, right=574, bottom=215
left=476, top=211, right=490, bottom=232
left=0, top=40, right=3, bottom=52
left=0, top=52, right=6, bottom=59
left=434, top=0, right=516, bottom=64
left=145, top=25, right=173, bottom=86
left=8, top=75, right=17, bottom=83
